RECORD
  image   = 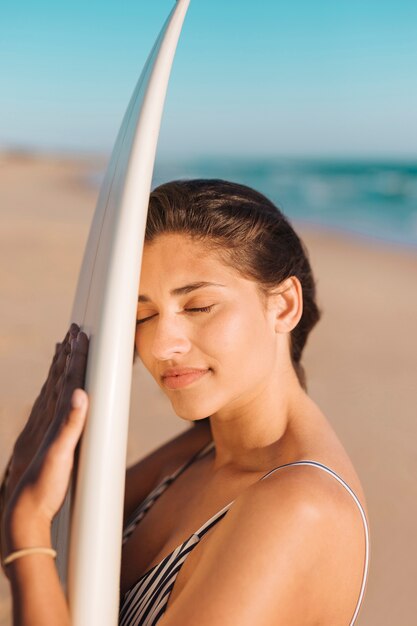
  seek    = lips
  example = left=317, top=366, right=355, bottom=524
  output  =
left=162, top=369, right=209, bottom=389
left=162, top=367, right=208, bottom=378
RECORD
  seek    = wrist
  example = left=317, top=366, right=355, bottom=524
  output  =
left=6, top=527, right=52, bottom=554
left=2, top=508, right=52, bottom=555
left=4, top=547, right=57, bottom=588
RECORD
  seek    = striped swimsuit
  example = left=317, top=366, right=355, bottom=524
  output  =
left=119, top=440, right=370, bottom=626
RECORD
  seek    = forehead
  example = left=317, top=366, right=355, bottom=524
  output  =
left=139, top=234, right=244, bottom=294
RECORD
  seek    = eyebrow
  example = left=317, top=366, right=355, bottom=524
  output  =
left=138, top=281, right=226, bottom=303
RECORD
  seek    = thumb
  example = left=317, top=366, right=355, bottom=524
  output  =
left=42, top=388, right=88, bottom=463
left=62, top=389, right=89, bottom=452
left=71, top=388, right=87, bottom=410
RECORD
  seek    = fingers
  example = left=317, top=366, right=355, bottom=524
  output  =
left=67, top=331, right=89, bottom=391
left=65, top=389, right=89, bottom=449
left=50, top=324, right=77, bottom=368
left=33, top=324, right=87, bottom=437
left=55, top=323, right=79, bottom=364
left=14, top=324, right=78, bottom=445
left=46, top=389, right=89, bottom=463
left=12, top=389, right=89, bottom=527
left=43, top=324, right=78, bottom=400
left=46, top=341, right=70, bottom=397
left=45, top=330, right=89, bottom=443
left=45, top=324, right=81, bottom=402
left=8, top=323, right=88, bottom=498
left=40, top=324, right=80, bottom=429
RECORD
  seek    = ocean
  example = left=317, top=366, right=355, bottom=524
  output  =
left=90, top=157, right=417, bottom=250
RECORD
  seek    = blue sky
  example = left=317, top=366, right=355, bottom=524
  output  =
left=1, top=0, right=416, bottom=158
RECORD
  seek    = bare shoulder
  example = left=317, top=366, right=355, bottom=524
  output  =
left=226, top=465, right=367, bottom=622
left=245, top=460, right=367, bottom=535
left=257, top=457, right=367, bottom=511
left=227, top=460, right=367, bottom=567
left=160, top=460, right=368, bottom=626
left=123, top=421, right=212, bottom=523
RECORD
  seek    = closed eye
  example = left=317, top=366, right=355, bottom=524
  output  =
left=136, top=305, right=214, bottom=325
left=188, top=306, right=213, bottom=314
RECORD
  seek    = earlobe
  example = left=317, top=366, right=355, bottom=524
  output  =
left=273, top=277, right=303, bottom=333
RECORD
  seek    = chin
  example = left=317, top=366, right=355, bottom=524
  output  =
left=169, top=396, right=218, bottom=423
left=173, top=408, right=212, bottom=423
left=180, top=415, right=211, bottom=426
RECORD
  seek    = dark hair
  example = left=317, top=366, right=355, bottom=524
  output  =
left=135, top=179, right=321, bottom=393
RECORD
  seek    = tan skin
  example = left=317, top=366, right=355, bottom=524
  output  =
left=1, top=233, right=368, bottom=625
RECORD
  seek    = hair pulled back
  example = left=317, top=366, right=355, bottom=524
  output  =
left=143, top=179, right=321, bottom=392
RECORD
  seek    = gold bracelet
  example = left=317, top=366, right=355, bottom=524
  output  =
left=2, top=547, right=57, bottom=567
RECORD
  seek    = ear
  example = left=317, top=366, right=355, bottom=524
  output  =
left=267, top=276, right=303, bottom=334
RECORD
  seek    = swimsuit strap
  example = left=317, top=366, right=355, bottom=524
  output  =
left=122, top=440, right=216, bottom=544
left=122, top=445, right=369, bottom=626
left=190, top=455, right=369, bottom=626
left=260, top=460, right=370, bottom=626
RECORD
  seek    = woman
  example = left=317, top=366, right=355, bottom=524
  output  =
left=1, top=179, right=370, bottom=625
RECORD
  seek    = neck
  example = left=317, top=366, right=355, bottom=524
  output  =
left=207, top=364, right=308, bottom=474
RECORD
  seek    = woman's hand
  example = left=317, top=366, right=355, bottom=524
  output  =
left=8, top=323, right=79, bottom=490
left=1, top=324, right=89, bottom=565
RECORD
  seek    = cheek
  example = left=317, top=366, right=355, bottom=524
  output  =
left=207, top=305, right=269, bottom=362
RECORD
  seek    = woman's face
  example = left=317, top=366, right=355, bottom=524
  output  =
left=135, top=233, right=280, bottom=423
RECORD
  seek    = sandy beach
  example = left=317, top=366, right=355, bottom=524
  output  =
left=0, top=153, right=416, bottom=625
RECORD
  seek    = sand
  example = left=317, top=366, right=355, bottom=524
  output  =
left=0, top=153, right=416, bottom=625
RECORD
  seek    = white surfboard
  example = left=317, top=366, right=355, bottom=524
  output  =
left=50, top=2, right=191, bottom=623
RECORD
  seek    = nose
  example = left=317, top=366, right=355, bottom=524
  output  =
left=149, top=314, right=192, bottom=361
